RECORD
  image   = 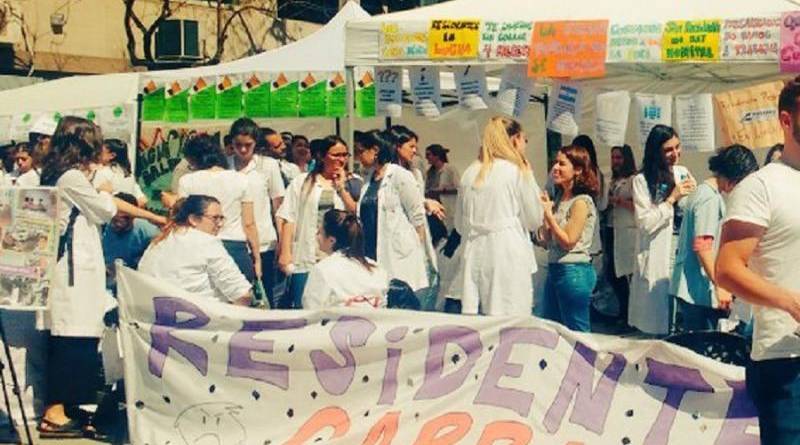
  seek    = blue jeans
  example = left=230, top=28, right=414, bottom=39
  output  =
left=542, top=262, right=596, bottom=332
left=287, top=272, right=310, bottom=309
left=674, top=297, right=727, bottom=333
left=747, top=357, right=800, bottom=444
left=222, top=240, right=255, bottom=283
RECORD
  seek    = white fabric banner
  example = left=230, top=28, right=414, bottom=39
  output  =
left=675, top=94, right=716, bottom=152
left=454, top=65, right=488, bottom=110
left=595, top=91, right=631, bottom=147
left=495, top=64, right=532, bottom=118
left=375, top=67, right=403, bottom=117
left=634, top=93, right=673, bottom=148
left=547, top=82, right=582, bottom=135
left=409, top=66, right=442, bottom=117
left=117, top=266, right=759, bottom=445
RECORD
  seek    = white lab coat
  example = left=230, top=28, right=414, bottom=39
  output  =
left=610, top=176, right=636, bottom=277
left=48, top=170, right=117, bottom=337
left=452, top=160, right=543, bottom=316
left=629, top=166, right=689, bottom=334
left=302, top=252, right=389, bottom=309
left=359, top=164, right=430, bottom=291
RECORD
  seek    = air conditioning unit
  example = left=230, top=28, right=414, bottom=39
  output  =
left=155, top=19, right=200, bottom=61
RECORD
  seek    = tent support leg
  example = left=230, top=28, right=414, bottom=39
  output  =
left=345, top=66, right=356, bottom=170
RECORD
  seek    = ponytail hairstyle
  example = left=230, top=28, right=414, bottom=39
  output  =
left=322, top=209, right=373, bottom=270
left=104, top=138, right=132, bottom=176
left=302, top=135, right=347, bottom=197
left=642, top=124, right=678, bottom=203
left=183, top=134, right=227, bottom=170
left=558, top=145, right=600, bottom=199
left=476, top=116, right=531, bottom=186
left=151, top=194, right=220, bottom=245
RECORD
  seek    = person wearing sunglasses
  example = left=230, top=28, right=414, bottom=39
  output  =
left=139, top=194, right=252, bottom=305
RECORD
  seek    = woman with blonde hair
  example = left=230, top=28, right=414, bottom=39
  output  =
left=450, top=116, right=543, bottom=315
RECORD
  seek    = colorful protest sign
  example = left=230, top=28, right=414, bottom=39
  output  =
left=428, top=19, right=480, bottom=59
left=117, top=265, right=759, bottom=445
left=270, top=72, right=299, bottom=118
left=215, top=75, right=243, bottom=119
left=675, top=94, right=715, bottom=152
left=97, top=104, right=134, bottom=141
left=409, top=66, right=442, bottom=117
left=606, top=22, right=662, bottom=63
left=662, top=20, right=721, bottom=62
left=379, top=22, right=428, bottom=60
left=529, top=20, right=609, bottom=79
left=595, top=91, right=631, bottom=147
left=141, top=80, right=165, bottom=122
left=495, top=64, right=532, bottom=118
left=480, top=20, right=532, bottom=60
left=0, top=187, right=59, bottom=309
left=242, top=72, right=270, bottom=118
left=634, top=93, right=672, bottom=148
left=714, top=81, right=783, bottom=149
left=325, top=72, right=347, bottom=118
left=547, top=82, right=583, bottom=135
left=298, top=72, right=327, bottom=118
left=375, top=67, right=403, bottom=117
left=164, top=79, right=190, bottom=123
left=780, top=12, right=800, bottom=72
left=355, top=67, right=376, bottom=118
left=189, top=77, right=217, bottom=120
left=721, top=17, right=780, bottom=61
left=455, top=65, right=488, bottom=110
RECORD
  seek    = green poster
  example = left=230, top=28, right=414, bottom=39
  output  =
left=142, top=87, right=165, bottom=121
left=190, top=82, right=217, bottom=120
left=165, top=89, right=189, bottom=123
left=299, top=79, right=326, bottom=117
left=216, top=77, right=243, bottom=119
left=270, top=79, right=298, bottom=118
left=243, top=76, right=270, bottom=118
left=356, top=84, right=376, bottom=118
left=326, top=81, right=347, bottom=117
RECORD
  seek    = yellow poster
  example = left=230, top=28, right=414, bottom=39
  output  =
left=428, top=19, right=480, bottom=59
left=714, top=81, right=783, bottom=149
left=662, top=19, right=721, bottom=61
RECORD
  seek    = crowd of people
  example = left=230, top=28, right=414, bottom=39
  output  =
left=4, top=78, right=800, bottom=441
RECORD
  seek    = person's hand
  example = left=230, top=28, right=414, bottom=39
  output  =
left=150, top=214, right=167, bottom=226
left=97, top=180, right=113, bottom=194
left=333, top=168, right=347, bottom=191
left=716, top=287, right=733, bottom=312
left=233, top=293, right=253, bottom=306
left=161, top=192, right=178, bottom=209
left=425, top=199, right=446, bottom=221
left=277, top=250, right=293, bottom=275
left=539, top=192, right=554, bottom=217
left=253, top=256, right=262, bottom=279
left=669, top=178, right=695, bottom=203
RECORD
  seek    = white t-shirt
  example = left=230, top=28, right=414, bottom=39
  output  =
left=724, top=161, right=800, bottom=361
left=178, top=169, right=253, bottom=242
left=92, top=165, right=146, bottom=201
left=11, top=169, right=40, bottom=187
left=238, top=156, right=285, bottom=252
left=302, top=252, right=389, bottom=309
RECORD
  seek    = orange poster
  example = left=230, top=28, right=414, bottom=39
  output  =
left=528, top=20, right=609, bottom=79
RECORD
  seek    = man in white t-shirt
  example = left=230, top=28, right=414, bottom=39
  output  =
left=717, top=76, right=800, bottom=444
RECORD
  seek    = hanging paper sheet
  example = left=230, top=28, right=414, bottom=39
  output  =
left=379, top=22, right=429, bottom=60
left=547, top=82, right=582, bottom=135
left=298, top=72, right=327, bottom=118
left=529, top=20, right=609, bottom=79
left=269, top=72, right=299, bottom=118
left=428, top=19, right=480, bottom=59
left=721, top=17, right=780, bottom=61
left=606, top=22, right=662, bottom=63
left=479, top=20, right=532, bottom=60
left=141, top=80, right=165, bottom=122
left=409, top=66, right=442, bottom=117
left=634, top=93, right=672, bottom=147
left=595, top=91, right=631, bottom=147
left=355, top=68, right=376, bottom=118
left=675, top=94, right=715, bottom=152
left=714, top=81, right=783, bottom=149
left=326, top=72, right=347, bottom=118
left=98, top=105, right=134, bottom=141
left=780, top=12, right=800, bottom=72
left=189, top=77, right=217, bottom=120
left=454, top=65, right=488, bottom=110
left=164, top=79, right=190, bottom=123
left=215, top=75, right=243, bottom=119
left=495, top=64, right=532, bottom=118
left=376, top=67, right=403, bottom=117
left=242, top=72, right=271, bottom=118
left=662, top=20, right=721, bottom=62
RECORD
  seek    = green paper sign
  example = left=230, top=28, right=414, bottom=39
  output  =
left=326, top=80, right=347, bottom=118
left=142, top=87, right=165, bottom=121
left=356, top=84, right=376, bottom=118
left=270, top=81, right=299, bottom=118
left=216, top=79, right=243, bottom=119
left=165, top=89, right=189, bottom=123
left=244, top=82, right=270, bottom=118
left=190, top=84, right=217, bottom=120
left=299, top=80, right=327, bottom=117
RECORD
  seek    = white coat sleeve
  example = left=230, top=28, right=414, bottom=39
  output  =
left=453, top=185, right=466, bottom=235
left=632, top=174, right=672, bottom=236
left=265, top=158, right=286, bottom=199
left=276, top=175, right=302, bottom=223
left=60, top=170, right=116, bottom=225
left=207, top=241, right=252, bottom=302
left=396, top=170, right=427, bottom=228
left=518, top=171, right=544, bottom=232
left=302, top=266, right=331, bottom=309
left=595, top=172, right=610, bottom=213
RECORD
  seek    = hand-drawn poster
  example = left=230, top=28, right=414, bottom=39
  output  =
left=270, top=72, right=299, bottom=118
left=674, top=94, right=715, bottom=152
left=428, top=19, right=480, bottom=59
left=325, top=72, right=347, bottom=118
left=780, top=12, right=800, bottom=72
left=242, top=72, right=270, bottom=118
left=454, top=65, right=488, bottom=110
left=298, top=72, right=327, bottom=118
left=189, top=76, right=217, bottom=120
left=721, top=17, right=780, bottom=61
left=376, top=67, right=403, bottom=117
left=355, top=68, right=376, bottom=118
left=0, top=187, right=59, bottom=309
left=662, top=20, right=721, bottom=61
left=595, top=91, right=631, bottom=147
left=547, top=82, right=583, bottom=135
left=409, top=66, right=442, bottom=117
left=215, top=75, right=243, bottom=119
left=97, top=104, right=134, bottom=141
left=529, top=20, right=609, bottom=79
left=480, top=20, right=532, bottom=60
left=164, top=79, right=190, bottom=123
left=714, top=81, right=783, bottom=149
left=606, top=22, right=662, bottom=63
left=379, top=22, right=428, bottom=60
left=141, top=80, right=165, bottom=122
left=634, top=93, right=672, bottom=147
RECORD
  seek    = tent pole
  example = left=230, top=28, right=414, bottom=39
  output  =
left=385, top=117, right=392, bottom=130
left=345, top=66, right=356, bottom=170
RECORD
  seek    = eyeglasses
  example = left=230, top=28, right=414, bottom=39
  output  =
left=201, top=214, right=226, bottom=223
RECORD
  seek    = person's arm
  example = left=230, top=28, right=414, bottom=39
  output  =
left=207, top=241, right=253, bottom=306
left=62, top=172, right=117, bottom=225
left=519, top=171, right=544, bottom=232
left=631, top=174, right=692, bottom=235
left=542, top=197, right=590, bottom=251
left=277, top=220, right=295, bottom=273
left=241, top=201, right=261, bottom=278
left=396, top=169, right=427, bottom=241
left=691, top=192, right=731, bottom=309
left=333, top=169, right=357, bottom=213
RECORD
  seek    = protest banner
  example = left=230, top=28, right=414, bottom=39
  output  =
left=595, top=91, right=631, bottom=147
left=164, top=79, right=190, bottom=123
left=529, top=20, right=608, bottom=79
left=375, top=67, right=403, bottom=117
left=189, top=77, right=217, bottom=120
left=216, top=75, right=243, bottom=119
left=454, top=65, right=488, bottom=110
left=714, top=81, right=783, bottom=149
left=326, top=72, right=347, bottom=118
left=606, top=22, right=662, bottom=63
left=141, top=80, right=166, bottom=122
left=379, top=22, right=429, bottom=60
left=479, top=20, right=532, bottom=60
left=298, top=72, right=327, bottom=118
left=674, top=94, right=715, bottom=152
left=721, top=17, right=780, bottom=61
left=117, top=265, right=759, bottom=445
left=242, top=72, right=270, bottom=118
left=409, top=66, right=442, bottom=117
left=547, top=82, right=582, bottom=135
left=634, top=93, right=672, bottom=147
left=355, top=68, right=376, bottom=118
left=0, top=187, right=59, bottom=310
left=270, top=72, right=299, bottom=118
left=428, top=19, right=480, bottom=59
left=662, top=20, right=721, bottom=62
left=780, top=12, right=800, bottom=72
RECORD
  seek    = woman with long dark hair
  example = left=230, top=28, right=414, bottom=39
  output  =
left=607, top=144, right=637, bottom=329
left=630, top=125, right=695, bottom=335
left=540, top=145, right=599, bottom=332
left=93, top=138, right=147, bottom=206
left=277, top=135, right=356, bottom=307
left=303, top=209, right=389, bottom=309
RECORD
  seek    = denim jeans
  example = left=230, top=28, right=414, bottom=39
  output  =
left=222, top=240, right=255, bottom=283
left=542, top=262, right=596, bottom=332
left=259, top=250, right=276, bottom=308
left=287, top=272, right=310, bottom=309
left=674, top=297, right=727, bottom=333
left=746, top=357, right=800, bottom=444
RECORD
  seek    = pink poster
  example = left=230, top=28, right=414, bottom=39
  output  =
left=780, top=11, right=800, bottom=72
